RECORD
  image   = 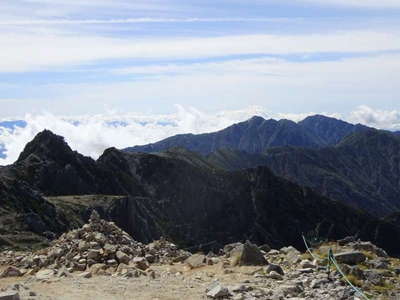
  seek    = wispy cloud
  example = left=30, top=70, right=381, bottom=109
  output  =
left=1, top=30, right=400, bottom=73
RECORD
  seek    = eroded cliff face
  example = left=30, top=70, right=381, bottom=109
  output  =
left=1, top=130, right=400, bottom=256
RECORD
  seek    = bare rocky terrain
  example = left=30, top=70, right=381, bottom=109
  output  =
left=0, top=212, right=399, bottom=300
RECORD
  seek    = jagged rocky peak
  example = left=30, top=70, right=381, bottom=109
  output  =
left=17, top=129, right=74, bottom=163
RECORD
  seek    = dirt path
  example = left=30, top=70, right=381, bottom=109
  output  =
left=0, top=264, right=261, bottom=300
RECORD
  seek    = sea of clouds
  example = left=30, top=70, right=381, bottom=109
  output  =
left=0, top=105, right=399, bottom=166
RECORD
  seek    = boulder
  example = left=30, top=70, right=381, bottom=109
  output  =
left=335, top=252, right=366, bottom=265
left=185, top=254, right=206, bottom=269
left=230, top=241, right=268, bottom=266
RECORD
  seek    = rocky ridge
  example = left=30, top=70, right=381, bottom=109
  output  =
left=0, top=214, right=399, bottom=300
left=4, top=130, right=400, bottom=256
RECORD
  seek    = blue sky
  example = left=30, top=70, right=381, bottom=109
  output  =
left=0, top=0, right=399, bottom=118
left=0, top=0, right=400, bottom=164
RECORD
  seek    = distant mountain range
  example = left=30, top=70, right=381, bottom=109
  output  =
left=1, top=130, right=400, bottom=255
left=125, top=115, right=400, bottom=217
left=125, top=115, right=370, bottom=154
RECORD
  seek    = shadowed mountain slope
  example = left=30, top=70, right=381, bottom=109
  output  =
left=1, top=130, right=400, bottom=255
left=204, top=130, right=400, bottom=216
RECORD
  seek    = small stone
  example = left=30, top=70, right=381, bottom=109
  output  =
left=106, top=259, right=118, bottom=266
left=206, top=284, right=229, bottom=298
left=116, top=251, right=130, bottom=265
left=78, top=241, right=89, bottom=251
left=35, top=269, right=54, bottom=280
left=266, top=271, right=283, bottom=280
left=0, top=291, right=20, bottom=300
left=265, top=263, right=284, bottom=275
left=300, top=260, right=315, bottom=269
left=0, top=267, right=22, bottom=278
left=90, top=263, right=107, bottom=275
left=87, top=250, right=101, bottom=260
left=78, top=271, right=92, bottom=278
left=133, top=257, right=149, bottom=271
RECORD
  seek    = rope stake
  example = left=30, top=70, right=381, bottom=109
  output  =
left=301, top=235, right=371, bottom=300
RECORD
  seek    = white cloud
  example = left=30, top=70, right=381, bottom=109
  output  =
left=1, top=105, right=399, bottom=166
left=0, top=106, right=273, bottom=165
left=349, top=106, right=400, bottom=130
left=1, top=30, right=400, bottom=72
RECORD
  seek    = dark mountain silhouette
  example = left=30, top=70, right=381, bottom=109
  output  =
left=125, top=115, right=369, bottom=155
left=1, top=130, right=400, bottom=256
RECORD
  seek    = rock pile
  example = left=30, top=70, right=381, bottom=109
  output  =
left=203, top=238, right=400, bottom=299
left=1, top=210, right=190, bottom=276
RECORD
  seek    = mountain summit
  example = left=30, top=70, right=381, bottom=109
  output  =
left=124, top=115, right=368, bottom=155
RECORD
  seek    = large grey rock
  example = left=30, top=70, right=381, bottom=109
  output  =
left=230, top=241, right=268, bottom=266
left=335, top=252, right=366, bottom=265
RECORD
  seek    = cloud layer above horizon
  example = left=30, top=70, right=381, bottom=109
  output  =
left=0, top=0, right=399, bottom=119
left=0, top=105, right=399, bottom=166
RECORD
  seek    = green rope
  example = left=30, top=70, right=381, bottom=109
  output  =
left=328, top=248, right=370, bottom=300
left=302, top=234, right=320, bottom=262
left=302, top=235, right=371, bottom=300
